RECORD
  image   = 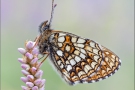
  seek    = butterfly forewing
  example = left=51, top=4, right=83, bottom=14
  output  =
left=39, top=31, right=121, bottom=85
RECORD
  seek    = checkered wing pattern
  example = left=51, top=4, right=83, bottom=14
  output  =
left=47, top=31, right=121, bottom=85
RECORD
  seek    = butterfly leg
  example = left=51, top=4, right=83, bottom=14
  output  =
left=34, top=35, right=42, bottom=47
left=37, top=52, right=50, bottom=68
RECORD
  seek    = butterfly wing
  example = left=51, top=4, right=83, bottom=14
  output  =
left=47, top=31, right=121, bottom=85
left=85, top=46, right=121, bottom=83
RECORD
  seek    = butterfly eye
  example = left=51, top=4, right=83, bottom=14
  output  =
left=42, top=25, right=50, bottom=31
left=39, top=21, right=50, bottom=33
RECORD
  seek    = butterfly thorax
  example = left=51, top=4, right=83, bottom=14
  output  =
left=38, top=29, right=53, bottom=54
left=38, top=21, right=53, bottom=54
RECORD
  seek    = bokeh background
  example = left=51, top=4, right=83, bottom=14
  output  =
left=1, top=0, right=134, bottom=90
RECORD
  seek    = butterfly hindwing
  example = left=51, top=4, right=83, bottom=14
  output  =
left=84, top=46, right=121, bottom=83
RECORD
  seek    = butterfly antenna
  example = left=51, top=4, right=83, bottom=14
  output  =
left=49, top=0, right=57, bottom=27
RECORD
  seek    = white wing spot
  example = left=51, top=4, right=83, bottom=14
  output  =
left=80, top=53, right=86, bottom=59
left=65, top=60, right=70, bottom=65
left=68, top=56, right=72, bottom=60
left=57, top=60, right=61, bottom=65
left=58, top=43, right=62, bottom=47
left=90, top=41, right=96, bottom=48
left=77, top=44, right=84, bottom=48
left=93, top=55, right=99, bottom=62
left=77, top=38, right=85, bottom=43
left=98, top=78, right=103, bottom=81
left=59, top=33, right=66, bottom=36
left=91, top=80, right=96, bottom=83
left=75, top=56, right=81, bottom=62
left=58, top=36, right=65, bottom=42
left=93, top=49, right=99, bottom=54
left=65, top=45, right=71, bottom=52
left=84, top=65, right=91, bottom=73
left=71, top=37, right=77, bottom=42
left=78, top=71, right=85, bottom=77
left=91, top=62, right=97, bottom=69
left=57, top=50, right=63, bottom=56
left=105, top=76, right=108, bottom=79
left=70, top=59, right=76, bottom=66
left=74, top=50, right=80, bottom=55
left=81, top=49, right=86, bottom=54
left=66, top=65, right=72, bottom=71
left=114, top=69, right=118, bottom=73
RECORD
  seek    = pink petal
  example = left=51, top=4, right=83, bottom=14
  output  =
left=21, top=86, right=30, bottom=90
left=21, top=77, right=28, bottom=83
left=32, top=48, right=39, bottom=55
left=21, top=70, right=30, bottom=76
left=26, top=82, right=34, bottom=88
left=25, top=52, right=33, bottom=60
left=27, top=75, right=34, bottom=81
left=35, top=70, right=43, bottom=78
left=21, top=64, right=30, bottom=70
left=32, top=86, right=38, bottom=90
left=39, top=79, right=46, bottom=87
left=18, top=48, right=26, bottom=55
left=18, top=58, right=26, bottom=64
left=30, top=58, right=38, bottom=64
left=34, top=79, right=42, bottom=86
left=26, top=41, right=34, bottom=49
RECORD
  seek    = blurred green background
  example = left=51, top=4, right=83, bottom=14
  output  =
left=1, top=0, right=134, bottom=90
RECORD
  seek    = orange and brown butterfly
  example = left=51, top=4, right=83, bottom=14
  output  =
left=36, top=0, right=121, bottom=85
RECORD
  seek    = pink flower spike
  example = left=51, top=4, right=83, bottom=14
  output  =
left=18, top=40, right=46, bottom=90
left=32, top=48, right=39, bottom=55
left=35, top=70, right=43, bottom=78
left=25, top=52, right=33, bottom=59
left=26, top=41, right=34, bottom=49
left=26, top=82, right=34, bottom=88
left=21, top=86, right=30, bottom=90
left=34, top=79, right=42, bottom=86
left=21, top=64, right=30, bottom=70
left=30, top=58, right=38, bottom=64
left=18, top=48, right=26, bottom=55
left=21, top=77, right=28, bottom=83
left=27, top=75, right=34, bottom=81
left=32, top=86, right=38, bottom=90
left=21, top=70, right=30, bottom=76
left=18, top=58, right=26, bottom=64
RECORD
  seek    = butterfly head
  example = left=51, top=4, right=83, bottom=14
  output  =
left=39, top=20, right=50, bottom=34
left=39, top=0, right=56, bottom=34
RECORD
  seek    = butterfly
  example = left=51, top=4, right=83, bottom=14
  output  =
left=36, top=0, right=121, bottom=85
